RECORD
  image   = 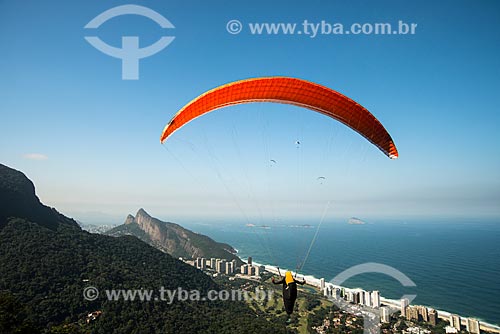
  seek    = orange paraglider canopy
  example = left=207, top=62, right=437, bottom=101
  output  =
left=160, top=77, right=398, bottom=159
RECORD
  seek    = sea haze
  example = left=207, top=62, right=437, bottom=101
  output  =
left=182, top=219, right=500, bottom=325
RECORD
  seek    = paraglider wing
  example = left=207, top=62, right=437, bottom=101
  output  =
left=160, top=77, right=398, bottom=159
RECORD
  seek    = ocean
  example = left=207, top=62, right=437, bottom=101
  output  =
left=182, top=219, right=500, bottom=325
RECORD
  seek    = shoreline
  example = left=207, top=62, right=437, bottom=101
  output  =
left=243, top=257, right=500, bottom=333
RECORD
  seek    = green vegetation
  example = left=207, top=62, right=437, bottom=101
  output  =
left=0, top=164, right=284, bottom=333
left=0, top=218, right=285, bottom=333
left=0, top=291, right=40, bottom=334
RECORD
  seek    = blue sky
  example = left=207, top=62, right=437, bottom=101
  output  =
left=1, top=0, right=499, bottom=224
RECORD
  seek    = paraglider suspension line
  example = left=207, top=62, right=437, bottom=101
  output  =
left=296, top=200, right=331, bottom=274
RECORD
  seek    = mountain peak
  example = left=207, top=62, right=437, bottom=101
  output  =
left=106, top=210, right=241, bottom=264
left=136, top=208, right=150, bottom=218
left=124, top=214, right=135, bottom=225
left=0, top=164, right=36, bottom=198
left=0, top=163, right=79, bottom=230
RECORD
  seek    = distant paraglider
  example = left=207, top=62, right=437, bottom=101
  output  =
left=160, top=76, right=398, bottom=159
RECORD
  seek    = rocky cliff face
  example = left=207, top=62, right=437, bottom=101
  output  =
left=0, top=164, right=79, bottom=230
left=106, top=209, right=241, bottom=263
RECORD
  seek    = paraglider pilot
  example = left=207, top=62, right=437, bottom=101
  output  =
left=272, top=271, right=306, bottom=319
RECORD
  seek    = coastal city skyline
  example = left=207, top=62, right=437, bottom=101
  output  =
left=188, top=253, right=499, bottom=333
